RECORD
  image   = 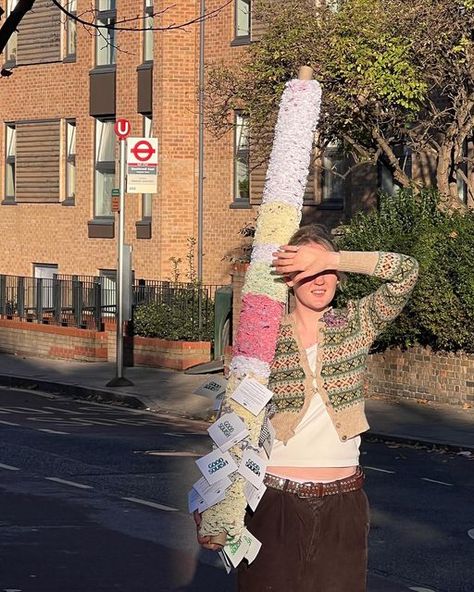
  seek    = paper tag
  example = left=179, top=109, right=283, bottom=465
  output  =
left=242, top=529, right=262, bottom=564
left=259, top=417, right=276, bottom=459
left=230, top=377, right=273, bottom=416
left=193, top=475, right=232, bottom=501
left=244, top=481, right=267, bottom=512
left=188, top=488, right=203, bottom=513
left=188, top=488, right=225, bottom=514
left=208, top=412, right=250, bottom=452
left=193, top=376, right=228, bottom=398
left=223, top=535, right=252, bottom=568
left=238, top=448, right=267, bottom=489
left=195, top=449, right=238, bottom=485
left=223, top=528, right=262, bottom=568
left=218, top=550, right=233, bottom=574
left=213, top=392, right=225, bottom=413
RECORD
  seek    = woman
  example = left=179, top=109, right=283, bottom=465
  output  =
left=196, top=224, right=419, bottom=592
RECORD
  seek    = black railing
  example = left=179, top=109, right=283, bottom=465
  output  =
left=0, top=274, right=225, bottom=337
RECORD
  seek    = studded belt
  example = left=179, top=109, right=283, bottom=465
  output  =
left=263, top=467, right=364, bottom=498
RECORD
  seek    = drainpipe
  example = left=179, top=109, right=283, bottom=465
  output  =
left=197, top=0, right=205, bottom=332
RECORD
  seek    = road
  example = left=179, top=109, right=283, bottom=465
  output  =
left=0, top=386, right=472, bottom=592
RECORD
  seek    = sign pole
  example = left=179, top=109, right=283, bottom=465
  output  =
left=108, top=119, right=133, bottom=388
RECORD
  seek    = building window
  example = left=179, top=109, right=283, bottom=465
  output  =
left=4, top=124, right=16, bottom=202
left=377, top=144, right=412, bottom=196
left=65, top=0, right=77, bottom=59
left=94, top=119, right=116, bottom=216
left=457, top=139, right=468, bottom=205
left=143, top=0, right=154, bottom=62
left=234, top=112, right=249, bottom=202
left=95, top=0, right=116, bottom=66
left=321, top=140, right=348, bottom=205
left=235, top=0, right=250, bottom=39
left=4, top=0, right=18, bottom=65
left=142, top=114, right=153, bottom=218
left=65, top=120, right=76, bottom=202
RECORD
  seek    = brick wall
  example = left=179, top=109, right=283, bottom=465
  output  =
left=0, top=318, right=211, bottom=370
left=0, top=319, right=108, bottom=362
left=367, top=347, right=474, bottom=407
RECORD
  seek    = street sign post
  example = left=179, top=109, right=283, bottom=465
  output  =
left=126, top=137, right=158, bottom=194
left=107, top=120, right=133, bottom=387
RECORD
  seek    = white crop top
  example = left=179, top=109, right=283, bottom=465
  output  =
left=268, top=344, right=361, bottom=468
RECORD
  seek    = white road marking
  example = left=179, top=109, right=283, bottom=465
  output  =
left=0, top=419, right=20, bottom=426
left=38, top=429, right=70, bottom=435
left=163, top=433, right=185, bottom=438
left=16, top=407, right=52, bottom=414
left=421, top=477, right=453, bottom=487
left=409, top=587, right=437, bottom=592
left=0, top=463, right=20, bottom=471
left=363, top=466, right=396, bottom=474
left=45, top=477, right=92, bottom=489
left=0, top=407, right=29, bottom=414
left=121, top=496, right=178, bottom=512
left=145, top=451, right=202, bottom=457
left=467, top=528, right=474, bottom=540
left=44, top=406, right=84, bottom=415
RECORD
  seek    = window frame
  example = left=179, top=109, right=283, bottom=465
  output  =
left=64, top=119, right=76, bottom=204
left=4, top=0, right=18, bottom=66
left=94, top=118, right=116, bottom=218
left=233, top=111, right=250, bottom=203
left=4, top=123, right=16, bottom=204
left=143, top=0, right=154, bottom=63
left=95, top=0, right=117, bottom=67
left=319, top=140, right=348, bottom=207
left=233, top=0, right=251, bottom=43
left=377, top=144, right=412, bottom=197
left=65, top=0, right=77, bottom=61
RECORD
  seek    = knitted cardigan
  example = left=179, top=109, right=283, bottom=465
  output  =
left=199, top=251, right=419, bottom=539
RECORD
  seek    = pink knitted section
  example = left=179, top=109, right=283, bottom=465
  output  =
left=233, top=294, right=285, bottom=363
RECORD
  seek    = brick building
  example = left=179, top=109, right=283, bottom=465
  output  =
left=1, top=1, right=469, bottom=287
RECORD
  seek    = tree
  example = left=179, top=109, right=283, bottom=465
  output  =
left=0, top=0, right=229, bottom=63
left=206, top=0, right=474, bottom=208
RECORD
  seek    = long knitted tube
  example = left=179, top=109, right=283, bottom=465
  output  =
left=199, top=77, right=322, bottom=540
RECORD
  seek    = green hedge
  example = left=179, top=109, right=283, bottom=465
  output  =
left=133, top=289, right=215, bottom=342
left=335, top=189, right=474, bottom=353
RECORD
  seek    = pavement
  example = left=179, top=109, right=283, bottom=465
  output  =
left=0, top=352, right=473, bottom=452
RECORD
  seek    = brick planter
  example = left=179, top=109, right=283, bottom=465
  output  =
left=131, top=335, right=212, bottom=371
left=0, top=318, right=212, bottom=370
left=0, top=318, right=108, bottom=362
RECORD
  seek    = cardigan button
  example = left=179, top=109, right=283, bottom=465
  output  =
left=341, top=435, right=347, bottom=441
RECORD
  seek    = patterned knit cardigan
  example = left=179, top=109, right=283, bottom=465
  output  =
left=269, top=250, right=419, bottom=444
left=199, top=250, right=419, bottom=538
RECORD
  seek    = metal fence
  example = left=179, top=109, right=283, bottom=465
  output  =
left=0, top=274, right=225, bottom=335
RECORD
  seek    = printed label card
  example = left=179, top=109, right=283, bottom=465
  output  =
left=207, top=412, right=249, bottom=452
left=188, top=487, right=226, bottom=514
left=238, top=448, right=267, bottom=489
left=192, top=475, right=232, bottom=502
left=244, top=481, right=267, bottom=512
left=230, top=377, right=273, bottom=416
left=195, top=449, right=238, bottom=485
left=259, top=417, right=276, bottom=459
left=218, top=550, right=233, bottom=574
left=242, top=528, right=262, bottom=564
left=223, top=535, right=252, bottom=568
left=193, top=376, right=228, bottom=399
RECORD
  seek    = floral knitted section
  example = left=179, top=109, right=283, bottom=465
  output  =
left=198, top=78, right=322, bottom=541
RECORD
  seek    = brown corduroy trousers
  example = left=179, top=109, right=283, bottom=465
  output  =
left=237, top=486, right=370, bottom=592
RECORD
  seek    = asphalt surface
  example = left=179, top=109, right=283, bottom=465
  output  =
left=0, top=387, right=473, bottom=592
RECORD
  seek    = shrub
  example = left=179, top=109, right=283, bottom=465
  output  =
left=335, top=189, right=474, bottom=353
left=133, top=287, right=215, bottom=342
